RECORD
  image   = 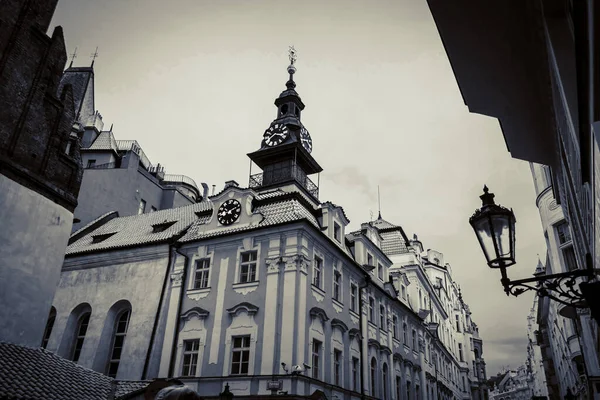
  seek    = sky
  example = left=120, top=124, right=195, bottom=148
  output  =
left=50, top=0, right=547, bottom=376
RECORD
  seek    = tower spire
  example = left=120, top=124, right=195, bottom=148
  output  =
left=90, top=46, right=99, bottom=67
left=377, top=185, right=382, bottom=219
left=69, top=47, right=77, bottom=68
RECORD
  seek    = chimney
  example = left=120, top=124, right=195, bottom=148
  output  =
left=224, top=180, right=239, bottom=190
left=201, top=183, right=209, bottom=200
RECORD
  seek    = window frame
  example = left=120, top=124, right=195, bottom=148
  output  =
left=334, top=349, right=342, bottom=386
left=379, top=304, right=386, bottom=330
left=333, top=221, right=341, bottom=242
left=193, top=258, right=211, bottom=289
left=138, top=199, right=146, bottom=214
left=369, top=297, right=375, bottom=323
left=107, top=309, right=131, bottom=378
left=350, top=283, right=358, bottom=312
left=312, top=339, right=322, bottom=379
left=392, top=315, right=398, bottom=339
left=72, top=312, right=91, bottom=362
left=182, top=339, right=200, bottom=377
left=230, top=335, right=251, bottom=375
left=333, top=269, right=342, bottom=302
left=313, top=255, right=323, bottom=289
left=377, top=263, right=384, bottom=280
left=352, top=356, right=360, bottom=391
left=238, top=251, right=258, bottom=283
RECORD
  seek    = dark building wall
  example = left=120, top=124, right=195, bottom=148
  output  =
left=0, top=0, right=83, bottom=347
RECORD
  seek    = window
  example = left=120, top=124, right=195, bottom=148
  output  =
left=138, top=199, right=146, bottom=214
left=380, top=305, right=386, bottom=330
left=107, top=309, right=130, bottom=378
left=312, top=340, right=322, bottom=379
left=193, top=258, right=210, bottom=289
left=401, top=285, right=406, bottom=299
left=350, top=283, right=358, bottom=312
left=333, top=222, right=341, bottom=242
left=474, top=349, right=479, bottom=359
left=555, top=220, right=578, bottom=271
left=72, top=312, right=90, bottom=362
left=415, top=384, right=420, bottom=400
left=392, top=315, right=398, bottom=339
left=182, top=339, right=200, bottom=377
left=352, top=357, right=360, bottom=391
left=41, top=307, right=56, bottom=349
left=396, top=376, right=402, bottom=400
left=406, top=381, right=411, bottom=400
left=150, top=206, right=157, bottom=212
left=456, top=314, right=461, bottom=332
left=86, top=159, right=96, bottom=168
left=313, top=256, right=323, bottom=288
left=367, top=253, right=373, bottom=266
left=239, top=251, right=257, bottom=283
left=412, top=329, right=416, bottom=350
left=378, top=263, right=384, bottom=280
left=370, top=358, right=377, bottom=396
left=334, top=349, right=342, bottom=386
left=333, top=270, right=341, bottom=301
left=459, top=343, right=464, bottom=362
left=382, top=363, right=389, bottom=400
left=369, top=297, right=375, bottom=322
left=403, top=323, right=408, bottom=344
left=555, top=220, right=572, bottom=244
left=231, top=335, right=250, bottom=375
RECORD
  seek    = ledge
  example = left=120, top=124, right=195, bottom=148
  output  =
left=232, top=281, right=259, bottom=295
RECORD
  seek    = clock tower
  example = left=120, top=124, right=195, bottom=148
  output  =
left=247, top=47, right=323, bottom=200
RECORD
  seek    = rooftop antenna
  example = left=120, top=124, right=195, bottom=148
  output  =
left=90, top=46, right=99, bottom=67
left=369, top=210, right=374, bottom=221
left=377, top=185, right=382, bottom=219
left=69, top=47, right=78, bottom=68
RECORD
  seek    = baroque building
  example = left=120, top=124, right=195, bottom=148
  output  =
left=526, top=295, right=549, bottom=399
left=426, top=1, right=600, bottom=397
left=45, top=52, right=486, bottom=400
left=57, top=64, right=207, bottom=233
left=488, top=366, right=532, bottom=400
left=529, top=163, right=588, bottom=399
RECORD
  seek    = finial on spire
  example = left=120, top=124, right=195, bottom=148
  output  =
left=109, top=123, right=113, bottom=132
left=90, top=46, right=99, bottom=67
left=69, top=47, right=78, bottom=68
left=286, top=46, right=297, bottom=90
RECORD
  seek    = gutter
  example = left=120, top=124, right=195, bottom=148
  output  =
left=141, top=243, right=175, bottom=379
left=358, top=274, right=371, bottom=399
left=168, top=246, right=189, bottom=377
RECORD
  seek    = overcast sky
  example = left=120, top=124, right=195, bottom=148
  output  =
left=50, top=0, right=547, bottom=376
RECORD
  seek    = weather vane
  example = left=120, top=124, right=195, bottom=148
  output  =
left=288, top=45, right=297, bottom=66
left=69, top=47, right=78, bottom=68
left=90, top=46, right=99, bottom=66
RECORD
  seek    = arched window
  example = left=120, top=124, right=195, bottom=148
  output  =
left=72, top=312, right=91, bottom=362
left=107, top=309, right=131, bottom=377
left=41, top=307, right=56, bottom=349
left=370, top=357, right=377, bottom=396
left=382, top=363, right=389, bottom=400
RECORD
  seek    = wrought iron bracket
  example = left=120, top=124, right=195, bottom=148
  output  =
left=499, top=260, right=598, bottom=308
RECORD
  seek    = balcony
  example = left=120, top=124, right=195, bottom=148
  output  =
left=249, top=165, right=319, bottom=199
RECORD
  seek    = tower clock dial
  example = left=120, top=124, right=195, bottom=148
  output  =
left=217, top=199, right=242, bottom=226
left=263, top=123, right=289, bottom=147
left=300, top=127, right=312, bottom=153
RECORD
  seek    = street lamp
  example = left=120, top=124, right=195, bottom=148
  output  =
left=469, top=186, right=600, bottom=320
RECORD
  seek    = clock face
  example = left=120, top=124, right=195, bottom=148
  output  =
left=217, top=199, right=242, bottom=226
left=300, top=127, right=312, bottom=153
left=263, top=123, right=289, bottom=147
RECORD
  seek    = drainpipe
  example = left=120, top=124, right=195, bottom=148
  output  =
left=168, top=246, right=189, bottom=377
left=141, top=244, right=175, bottom=379
left=358, top=274, right=371, bottom=399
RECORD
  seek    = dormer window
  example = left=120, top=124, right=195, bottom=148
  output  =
left=91, top=232, right=116, bottom=243
left=377, top=263, right=384, bottom=280
left=152, top=221, right=176, bottom=233
left=367, top=253, right=374, bottom=267
left=333, top=222, right=341, bottom=242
